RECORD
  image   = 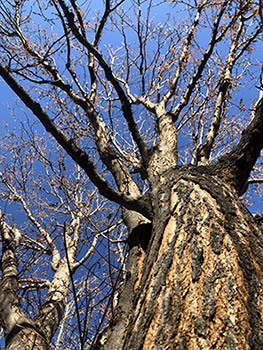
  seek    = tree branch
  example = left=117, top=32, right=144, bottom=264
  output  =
left=0, top=214, right=41, bottom=341
left=170, top=0, right=228, bottom=121
left=161, top=0, right=206, bottom=106
left=197, top=16, right=245, bottom=165
left=56, top=0, right=149, bottom=163
left=248, top=178, right=263, bottom=185
left=0, top=65, right=152, bottom=219
left=10, top=1, right=151, bottom=226
left=0, top=170, right=61, bottom=270
left=216, top=99, right=263, bottom=195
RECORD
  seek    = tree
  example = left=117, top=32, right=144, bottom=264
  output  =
left=0, top=0, right=263, bottom=348
left=0, top=125, right=123, bottom=349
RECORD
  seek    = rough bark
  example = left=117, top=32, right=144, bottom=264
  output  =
left=101, top=166, right=263, bottom=349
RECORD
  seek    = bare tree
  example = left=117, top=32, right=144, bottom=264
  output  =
left=0, top=0, right=263, bottom=348
left=0, top=126, right=124, bottom=349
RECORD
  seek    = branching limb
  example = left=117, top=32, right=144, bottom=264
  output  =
left=197, top=16, right=245, bottom=165
left=63, top=222, right=84, bottom=349
left=0, top=65, right=152, bottom=219
left=142, top=0, right=229, bottom=172
left=0, top=218, right=48, bottom=253
left=5, top=1, right=150, bottom=223
left=33, top=219, right=79, bottom=343
left=19, top=278, right=51, bottom=290
left=170, top=0, right=228, bottom=121
left=56, top=0, right=149, bottom=162
left=216, top=99, right=263, bottom=195
left=72, top=220, right=122, bottom=271
left=161, top=0, right=207, bottom=106
left=248, top=178, right=263, bottom=185
left=0, top=171, right=61, bottom=270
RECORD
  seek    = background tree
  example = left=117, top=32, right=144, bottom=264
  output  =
left=0, top=0, right=263, bottom=349
left=0, top=124, right=125, bottom=349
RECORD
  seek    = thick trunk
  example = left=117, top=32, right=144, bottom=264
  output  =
left=102, top=167, right=263, bottom=349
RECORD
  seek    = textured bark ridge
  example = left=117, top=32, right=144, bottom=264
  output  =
left=103, top=167, right=263, bottom=350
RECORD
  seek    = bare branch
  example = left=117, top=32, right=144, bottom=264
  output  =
left=216, top=100, right=263, bottom=195
left=197, top=16, right=245, bottom=165
left=56, top=0, right=149, bottom=163
left=0, top=65, right=152, bottom=219
left=170, top=0, right=229, bottom=121
left=0, top=171, right=61, bottom=270
left=248, top=178, right=263, bottom=185
left=162, top=0, right=207, bottom=106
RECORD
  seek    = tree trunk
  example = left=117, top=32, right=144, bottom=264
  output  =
left=0, top=219, right=50, bottom=350
left=101, top=166, right=263, bottom=349
left=0, top=217, right=69, bottom=350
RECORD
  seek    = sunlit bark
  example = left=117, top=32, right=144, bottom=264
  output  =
left=101, top=169, right=263, bottom=349
left=98, top=101, right=263, bottom=349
